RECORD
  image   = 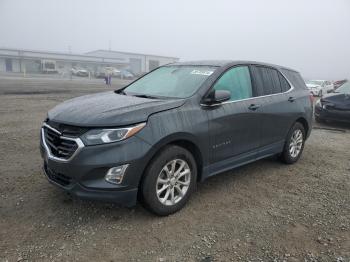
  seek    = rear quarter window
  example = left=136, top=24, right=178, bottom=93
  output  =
left=280, top=69, right=307, bottom=90
left=278, top=72, right=291, bottom=92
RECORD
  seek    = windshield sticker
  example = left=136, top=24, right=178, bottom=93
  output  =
left=190, top=70, right=213, bottom=76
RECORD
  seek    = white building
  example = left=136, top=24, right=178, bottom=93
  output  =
left=86, top=50, right=179, bottom=73
left=0, top=48, right=179, bottom=75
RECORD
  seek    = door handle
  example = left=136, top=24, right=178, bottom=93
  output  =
left=248, top=104, right=260, bottom=111
left=288, top=97, right=296, bottom=102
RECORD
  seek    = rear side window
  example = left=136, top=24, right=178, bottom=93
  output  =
left=280, top=69, right=307, bottom=90
left=251, top=66, right=282, bottom=95
left=213, top=66, right=253, bottom=101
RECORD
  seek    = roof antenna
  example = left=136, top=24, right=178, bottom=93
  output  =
left=108, top=40, right=111, bottom=51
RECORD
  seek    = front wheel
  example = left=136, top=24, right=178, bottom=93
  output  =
left=141, top=145, right=197, bottom=216
left=281, top=122, right=306, bottom=164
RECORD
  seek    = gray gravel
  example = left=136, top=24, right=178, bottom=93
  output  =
left=0, top=77, right=349, bottom=261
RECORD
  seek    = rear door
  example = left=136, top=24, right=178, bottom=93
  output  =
left=250, top=65, right=296, bottom=155
left=206, top=65, right=262, bottom=166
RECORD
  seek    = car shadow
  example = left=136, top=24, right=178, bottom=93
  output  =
left=49, top=158, right=279, bottom=220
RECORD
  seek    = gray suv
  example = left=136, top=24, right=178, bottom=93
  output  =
left=40, top=61, right=313, bottom=215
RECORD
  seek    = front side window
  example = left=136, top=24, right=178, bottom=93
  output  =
left=124, top=65, right=217, bottom=98
left=213, top=66, right=253, bottom=101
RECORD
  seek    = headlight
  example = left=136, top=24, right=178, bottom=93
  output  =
left=323, top=103, right=334, bottom=110
left=81, top=123, right=146, bottom=145
left=316, top=100, right=334, bottom=110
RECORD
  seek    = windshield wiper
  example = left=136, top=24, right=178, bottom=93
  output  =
left=114, top=89, right=126, bottom=95
left=133, top=94, right=158, bottom=99
left=115, top=90, right=159, bottom=99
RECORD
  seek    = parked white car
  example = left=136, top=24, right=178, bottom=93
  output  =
left=104, top=67, right=121, bottom=76
left=306, top=80, right=334, bottom=96
left=71, top=67, right=89, bottom=77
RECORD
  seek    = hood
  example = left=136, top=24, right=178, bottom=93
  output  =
left=48, top=91, right=185, bottom=127
left=306, top=84, right=321, bottom=89
left=321, top=92, right=350, bottom=110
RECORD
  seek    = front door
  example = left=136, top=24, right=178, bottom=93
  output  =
left=206, top=66, right=262, bottom=168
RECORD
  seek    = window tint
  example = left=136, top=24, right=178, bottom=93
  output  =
left=281, top=69, right=307, bottom=90
left=251, top=66, right=282, bottom=95
left=124, top=65, right=216, bottom=98
left=213, top=66, right=253, bottom=101
left=278, top=73, right=291, bottom=92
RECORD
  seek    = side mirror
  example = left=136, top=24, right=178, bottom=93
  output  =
left=203, top=90, right=231, bottom=105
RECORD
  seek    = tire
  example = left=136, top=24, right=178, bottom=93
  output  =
left=281, top=122, right=306, bottom=164
left=141, top=145, right=197, bottom=216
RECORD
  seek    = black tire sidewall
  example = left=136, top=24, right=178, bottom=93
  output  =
left=141, top=145, right=197, bottom=216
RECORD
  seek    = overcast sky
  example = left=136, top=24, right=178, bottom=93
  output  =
left=0, top=0, right=349, bottom=79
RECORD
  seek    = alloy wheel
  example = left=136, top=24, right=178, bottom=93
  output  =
left=289, top=129, right=303, bottom=158
left=156, top=159, right=191, bottom=206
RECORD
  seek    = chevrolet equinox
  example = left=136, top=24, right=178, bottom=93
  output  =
left=40, top=61, right=313, bottom=216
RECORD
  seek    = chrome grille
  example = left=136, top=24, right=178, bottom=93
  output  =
left=43, top=125, right=79, bottom=160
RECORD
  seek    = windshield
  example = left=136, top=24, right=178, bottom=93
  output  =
left=336, top=82, right=350, bottom=94
left=124, top=65, right=217, bottom=98
left=307, top=80, right=324, bottom=86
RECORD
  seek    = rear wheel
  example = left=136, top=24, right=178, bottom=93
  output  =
left=281, top=122, right=306, bottom=164
left=141, top=145, right=197, bottom=216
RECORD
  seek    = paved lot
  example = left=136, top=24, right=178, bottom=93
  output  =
left=0, top=77, right=349, bottom=261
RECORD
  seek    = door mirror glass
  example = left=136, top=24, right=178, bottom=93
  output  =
left=203, top=90, right=231, bottom=104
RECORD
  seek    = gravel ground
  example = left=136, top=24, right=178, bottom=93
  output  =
left=0, top=77, right=349, bottom=262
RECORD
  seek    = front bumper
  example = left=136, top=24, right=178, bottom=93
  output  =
left=40, top=127, right=152, bottom=207
left=315, top=105, right=350, bottom=123
left=43, top=163, right=138, bottom=206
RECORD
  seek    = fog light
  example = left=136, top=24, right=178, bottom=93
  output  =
left=105, top=164, right=129, bottom=184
